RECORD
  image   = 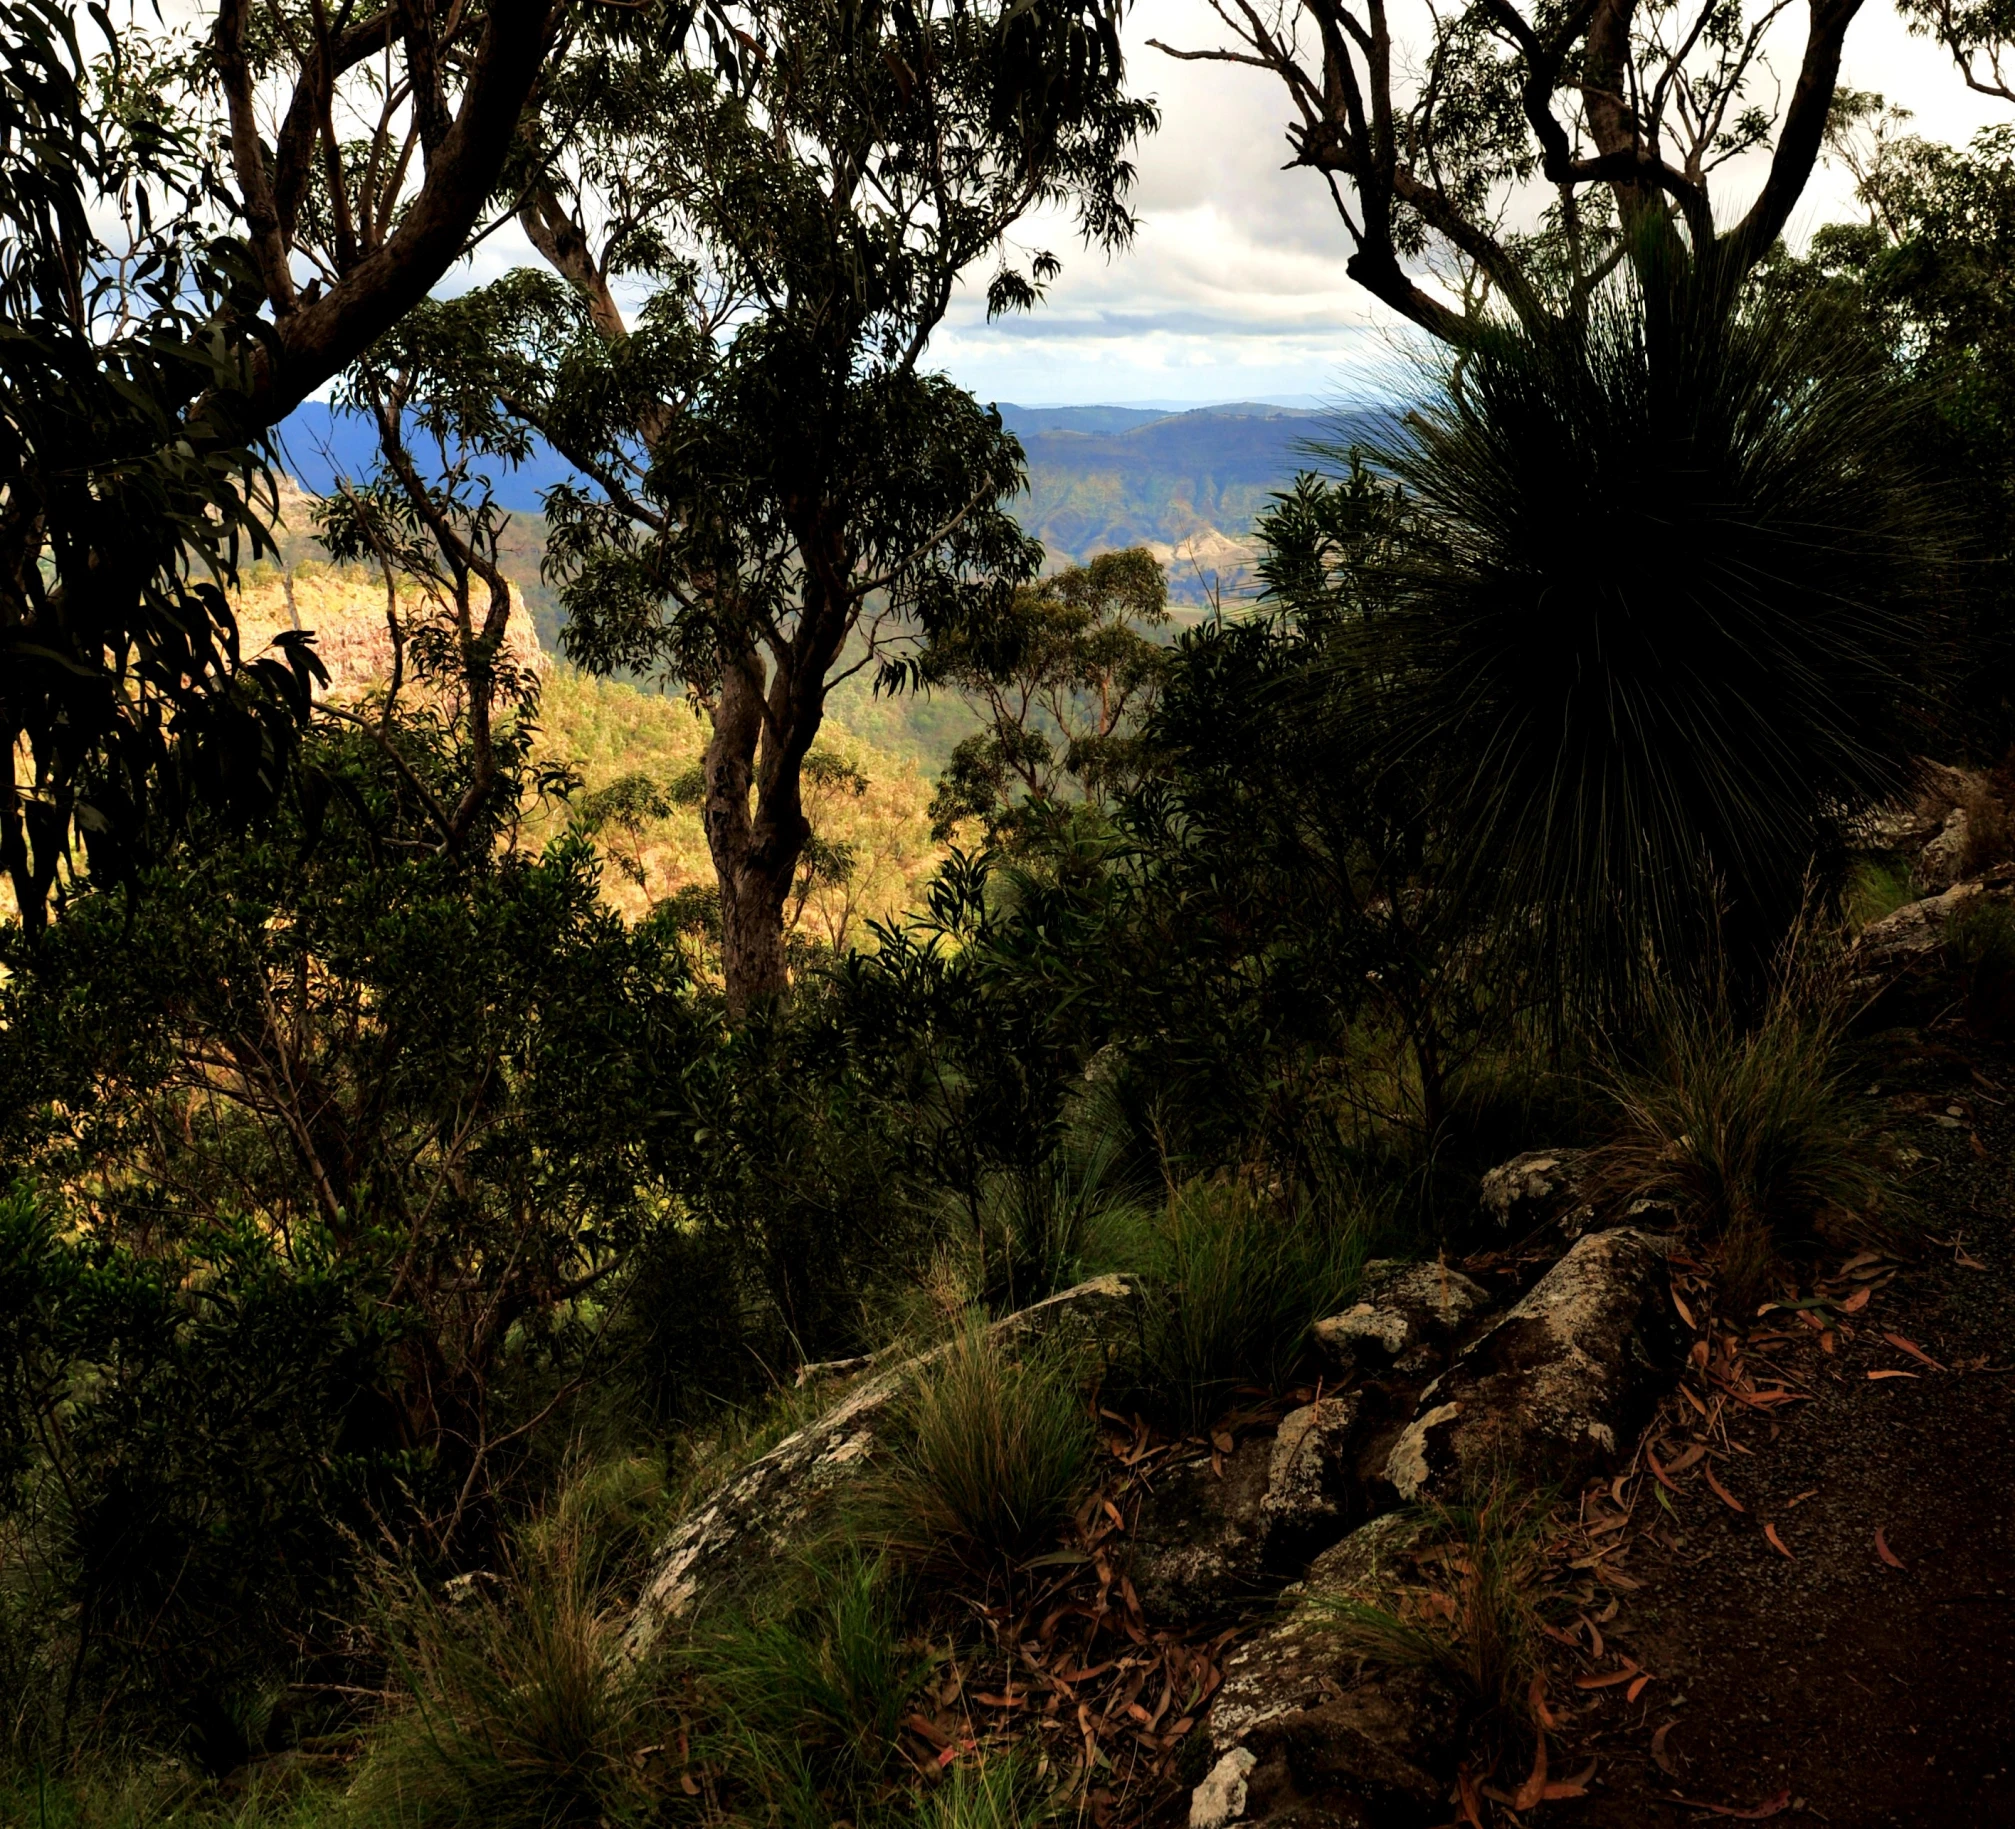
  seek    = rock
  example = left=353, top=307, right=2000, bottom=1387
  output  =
left=1128, top=1434, right=1274, bottom=1624
left=1191, top=1748, right=1258, bottom=1829
left=1311, top=1261, right=1492, bottom=1377
left=1918, top=805, right=1972, bottom=893
left=1478, top=1149, right=1597, bottom=1237
left=1261, top=1396, right=1361, bottom=1548
left=1853, top=865, right=2015, bottom=975
left=1384, top=1227, right=1681, bottom=1503
left=624, top=1276, right=1141, bottom=1655
left=1195, top=1512, right=1461, bottom=1827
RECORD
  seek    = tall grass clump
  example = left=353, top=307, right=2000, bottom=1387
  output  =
left=877, top=1320, right=1095, bottom=1568
left=1314, top=1477, right=1556, bottom=1736
left=1596, top=967, right=1891, bottom=1297
left=687, top=1549, right=923, bottom=1829
left=1333, top=264, right=1950, bottom=1019
left=347, top=1458, right=668, bottom=1829
left=1129, top=1176, right=1366, bottom=1427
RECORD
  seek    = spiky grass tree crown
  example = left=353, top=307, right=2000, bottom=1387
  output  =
left=1347, top=275, right=1950, bottom=1016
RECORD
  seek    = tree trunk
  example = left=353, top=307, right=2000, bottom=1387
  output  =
left=704, top=646, right=809, bottom=1014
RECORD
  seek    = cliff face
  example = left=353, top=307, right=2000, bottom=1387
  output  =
left=234, top=569, right=545, bottom=701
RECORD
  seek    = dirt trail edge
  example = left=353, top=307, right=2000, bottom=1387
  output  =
left=1546, top=1032, right=2015, bottom=1828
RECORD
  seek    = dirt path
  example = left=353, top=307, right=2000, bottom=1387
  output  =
left=1546, top=1032, right=2015, bottom=1828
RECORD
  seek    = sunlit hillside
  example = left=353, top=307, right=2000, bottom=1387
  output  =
left=231, top=555, right=944, bottom=945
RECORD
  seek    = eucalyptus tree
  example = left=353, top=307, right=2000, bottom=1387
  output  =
left=1157, top=0, right=1870, bottom=338
left=0, top=0, right=568, bottom=930
left=416, top=0, right=1156, bottom=1010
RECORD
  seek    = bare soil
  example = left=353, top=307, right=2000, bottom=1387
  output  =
left=1541, top=1030, right=2015, bottom=1828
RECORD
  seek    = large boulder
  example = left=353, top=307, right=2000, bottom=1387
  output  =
left=624, top=1276, right=1141, bottom=1655
left=1384, top=1227, right=1680, bottom=1503
left=1260, top=1396, right=1362, bottom=1552
left=1128, top=1434, right=1275, bottom=1625
left=1311, top=1261, right=1492, bottom=1378
left=1477, top=1149, right=1597, bottom=1237
left=1194, top=1511, right=1462, bottom=1828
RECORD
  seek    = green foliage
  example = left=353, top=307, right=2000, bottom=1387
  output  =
left=1118, top=1178, right=1366, bottom=1425
left=348, top=1463, right=669, bottom=1829
left=0, top=1190, right=390, bottom=1771
left=877, top=1319, right=1094, bottom=1568
left=1315, top=1478, right=1558, bottom=1735
left=917, top=548, right=1170, bottom=846
left=1333, top=271, right=1948, bottom=1015
left=1595, top=965, right=1890, bottom=1295
left=688, top=1550, right=924, bottom=1829
left=0, top=0, right=318, bottom=930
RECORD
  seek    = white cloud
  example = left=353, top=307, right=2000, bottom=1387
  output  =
left=935, top=0, right=2015, bottom=407
left=433, top=0, right=2012, bottom=409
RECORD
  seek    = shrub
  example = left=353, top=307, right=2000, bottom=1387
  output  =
left=877, top=1320, right=1095, bottom=1568
left=348, top=1464, right=669, bottom=1829
left=1123, top=1177, right=1365, bottom=1426
left=1337, top=268, right=1949, bottom=1016
left=1595, top=968, right=1890, bottom=1297
left=687, top=1549, right=923, bottom=1829
left=1315, top=1477, right=1556, bottom=1734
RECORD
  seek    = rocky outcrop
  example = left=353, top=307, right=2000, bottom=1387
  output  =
left=1197, top=1511, right=1460, bottom=1828
left=1478, top=1149, right=1596, bottom=1237
left=624, top=1275, right=1141, bottom=1655
left=1260, top=1396, right=1361, bottom=1549
left=1853, top=864, right=2015, bottom=974
left=1312, top=1261, right=1491, bottom=1377
left=1384, top=1227, right=1680, bottom=1502
left=1128, top=1436, right=1275, bottom=1624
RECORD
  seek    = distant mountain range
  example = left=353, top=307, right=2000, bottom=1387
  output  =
left=276, top=398, right=1389, bottom=604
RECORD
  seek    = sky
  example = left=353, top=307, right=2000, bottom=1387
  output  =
left=458, top=1, right=2010, bottom=410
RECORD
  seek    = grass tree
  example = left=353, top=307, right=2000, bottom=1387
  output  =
left=396, top=0, right=1157, bottom=1012
left=1326, top=274, right=1950, bottom=1012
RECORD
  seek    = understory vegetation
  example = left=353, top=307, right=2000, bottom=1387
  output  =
left=7, top=0, right=2015, bottom=1821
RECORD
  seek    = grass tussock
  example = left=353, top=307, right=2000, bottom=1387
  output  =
left=346, top=1457, right=669, bottom=1829
left=1124, top=1175, right=1366, bottom=1426
left=876, top=1319, right=1095, bottom=1569
left=1594, top=967, right=1891, bottom=1298
left=686, top=1549, right=924, bottom=1829
left=1315, top=1478, right=1557, bottom=1734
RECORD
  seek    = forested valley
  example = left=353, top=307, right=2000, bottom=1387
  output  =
left=5, top=1, right=2015, bottom=1824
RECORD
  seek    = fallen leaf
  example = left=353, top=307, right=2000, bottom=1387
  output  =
left=1764, top=1522, right=1793, bottom=1558
left=1651, top=1719, right=1679, bottom=1775
left=1787, top=1488, right=1820, bottom=1507
left=1512, top=1727, right=1549, bottom=1809
left=1529, top=1673, right=1560, bottom=1731
left=1627, top=1673, right=1652, bottom=1703
left=1673, top=1289, right=1698, bottom=1330
left=1211, top=1430, right=1234, bottom=1454
left=1457, top=1765, right=1487, bottom=1829
left=1841, top=1286, right=1871, bottom=1313
left=1667, top=1787, right=1794, bottom=1819
left=1575, top=1659, right=1642, bottom=1690
left=680, top=1773, right=701, bottom=1797
left=1543, top=1759, right=1599, bottom=1800
left=1957, top=1250, right=1988, bottom=1270
left=1703, top=1463, right=1746, bottom=1512
left=1648, top=1448, right=1685, bottom=1495
left=1866, top=1369, right=1918, bottom=1381
left=1665, top=1442, right=1707, bottom=1474
left=1882, top=1332, right=1947, bottom=1372
left=1875, top=1527, right=1905, bottom=1569
left=1971, top=1131, right=1990, bottom=1159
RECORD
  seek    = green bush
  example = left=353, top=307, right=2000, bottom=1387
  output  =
left=687, top=1550, right=923, bottom=1829
left=347, top=1462, right=669, bottom=1829
left=1596, top=969, right=1890, bottom=1296
left=1118, top=1177, right=1365, bottom=1426
left=876, top=1319, right=1095, bottom=1569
